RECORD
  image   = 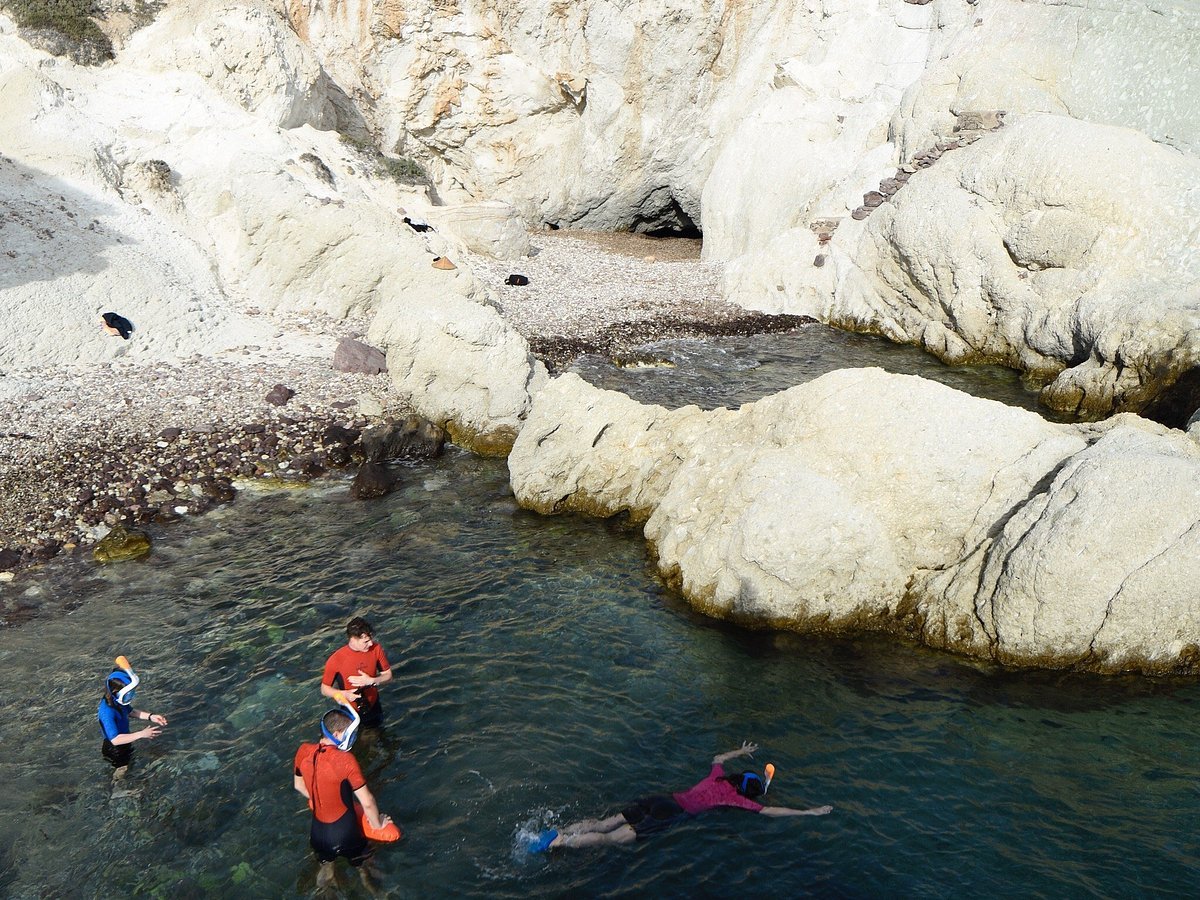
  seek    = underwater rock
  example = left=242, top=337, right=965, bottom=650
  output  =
left=350, top=462, right=398, bottom=499
left=94, top=526, right=152, bottom=562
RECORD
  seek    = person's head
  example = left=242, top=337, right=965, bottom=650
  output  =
left=105, top=670, right=136, bottom=708
left=320, top=708, right=359, bottom=750
left=322, top=709, right=352, bottom=738
left=726, top=770, right=765, bottom=799
left=346, top=616, right=375, bottom=651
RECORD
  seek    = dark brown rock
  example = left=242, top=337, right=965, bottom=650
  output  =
left=349, top=462, right=399, bottom=500
left=322, top=424, right=360, bottom=446
left=361, top=417, right=446, bottom=462
left=265, top=384, right=295, bottom=406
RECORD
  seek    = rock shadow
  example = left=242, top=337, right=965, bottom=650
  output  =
left=0, top=153, right=123, bottom=294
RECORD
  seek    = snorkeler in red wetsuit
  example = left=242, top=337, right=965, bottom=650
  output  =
left=294, top=696, right=394, bottom=890
left=320, top=616, right=392, bottom=728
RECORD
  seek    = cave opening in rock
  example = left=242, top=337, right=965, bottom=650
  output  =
left=1140, top=366, right=1200, bottom=430
left=627, top=194, right=702, bottom=239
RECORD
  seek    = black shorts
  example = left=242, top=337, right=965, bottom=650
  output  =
left=311, top=808, right=372, bottom=866
left=101, top=739, right=133, bottom=769
left=621, top=795, right=689, bottom=838
left=359, top=697, right=383, bottom=729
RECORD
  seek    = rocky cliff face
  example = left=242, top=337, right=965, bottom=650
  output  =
left=285, top=0, right=1200, bottom=419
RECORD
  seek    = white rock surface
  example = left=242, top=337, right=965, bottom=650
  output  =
left=0, top=7, right=544, bottom=451
left=284, top=0, right=1200, bottom=417
left=510, top=367, right=1200, bottom=673
left=422, top=201, right=530, bottom=260
left=729, top=114, right=1200, bottom=417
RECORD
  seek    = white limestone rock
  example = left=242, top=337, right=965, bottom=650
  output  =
left=509, top=373, right=724, bottom=519
left=924, top=421, right=1200, bottom=671
left=422, top=201, right=531, bottom=260
left=0, top=16, right=545, bottom=452
left=127, top=0, right=337, bottom=130
left=511, top=366, right=1200, bottom=672
left=645, top=368, right=1084, bottom=628
left=370, top=289, right=547, bottom=454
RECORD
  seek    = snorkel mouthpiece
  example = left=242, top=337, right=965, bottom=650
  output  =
left=764, top=763, right=775, bottom=794
left=108, top=655, right=140, bottom=706
left=321, top=691, right=361, bottom=751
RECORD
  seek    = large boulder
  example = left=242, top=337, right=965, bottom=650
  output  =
left=729, top=114, right=1200, bottom=419
left=510, top=367, right=1200, bottom=673
left=422, top=201, right=531, bottom=260
left=919, top=421, right=1200, bottom=671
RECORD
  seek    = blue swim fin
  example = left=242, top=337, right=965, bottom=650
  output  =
left=529, top=829, right=558, bottom=853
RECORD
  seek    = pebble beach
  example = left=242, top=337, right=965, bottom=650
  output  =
left=0, top=231, right=809, bottom=577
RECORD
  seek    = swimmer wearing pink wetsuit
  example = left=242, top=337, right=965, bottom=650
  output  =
left=533, top=741, right=833, bottom=851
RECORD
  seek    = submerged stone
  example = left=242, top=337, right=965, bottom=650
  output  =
left=93, top=526, right=151, bottom=562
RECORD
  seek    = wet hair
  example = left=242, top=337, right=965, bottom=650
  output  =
left=346, top=617, right=373, bottom=639
left=322, top=710, right=352, bottom=735
left=724, top=770, right=765, bottom=799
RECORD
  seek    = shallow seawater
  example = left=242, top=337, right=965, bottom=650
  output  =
left=0, top=451, right=1197, bottom=898
left=569, top=326, right=1074, bottom=419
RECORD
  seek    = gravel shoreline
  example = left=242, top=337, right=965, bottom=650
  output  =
left=0, top=231, right=811, bottom=581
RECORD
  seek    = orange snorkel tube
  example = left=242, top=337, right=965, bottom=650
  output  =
left=764, top=763, right=776, bottom=794
left=109, top=655, right=140, bottom=706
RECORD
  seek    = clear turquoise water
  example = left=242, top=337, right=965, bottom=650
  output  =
left=0, top=337, right=1194, bottom=898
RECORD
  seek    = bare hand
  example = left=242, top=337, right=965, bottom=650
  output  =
left=348, top=670, right=376, bottom=688
left=149, top=714, right=168, bottom=726
left=339, top=687, right=362, bottom=703
left=139, top=726, right=162, bottom=741
left=810, top=805, right=833, bottom=816
left=738, top=740, right=758, bottom=757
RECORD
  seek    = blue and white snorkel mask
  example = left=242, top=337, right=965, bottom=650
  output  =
left=321, top=692, right=361, bottom=751
left=107, top=655, right=140, bottom=707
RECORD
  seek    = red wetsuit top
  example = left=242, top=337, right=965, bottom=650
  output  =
left=295, top=742, right=366, bottom=824
left=672, top=763, right=765, bottom=815
left=322, top=643, right=391, bottom=708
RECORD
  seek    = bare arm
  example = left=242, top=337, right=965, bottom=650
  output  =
left=348, top=667, right=393, bottom=689
left=713, top=741, right=758, bottom=765
left=108, top=711, right=163, bottom=745
left=353, top=784, right=392, bottom=831
left=293, top=774, right=309, bottom=800
left=759, top=805, right=833, bottom=817
left=320, top=680, right=360, bottom=703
